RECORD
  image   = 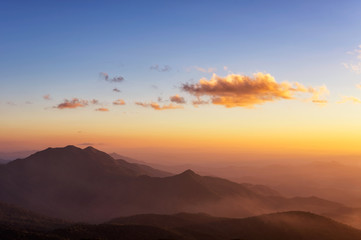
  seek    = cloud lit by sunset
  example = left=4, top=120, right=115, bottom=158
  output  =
left=0, top=0, right=361, bottom=163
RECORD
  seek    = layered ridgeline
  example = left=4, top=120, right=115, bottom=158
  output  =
left=0, top=145, right=360, bottom=227
left=2, top=207, right=361, bottom=240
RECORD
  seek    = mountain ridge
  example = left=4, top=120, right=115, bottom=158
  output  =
left=1, top=145, right=360, bottom=228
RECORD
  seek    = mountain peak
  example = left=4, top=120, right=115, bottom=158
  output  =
left=83, top=146, right=98, bottom=152
left=64, top=145, right=81, bottom=150
left=178, top=169, right=199, bottom=177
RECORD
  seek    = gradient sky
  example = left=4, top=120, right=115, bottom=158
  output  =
left=1, top=0, right=361, bottom=163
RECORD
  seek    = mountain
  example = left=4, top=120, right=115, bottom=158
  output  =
left=114, top=158, right=171, bottom=177
left=1, top=145, right=360, bottom=227
left=107, top=211, right=361, bottom=240
left=2, top=211, right=360, bottom=240
left=0, top=159, right=9, bottom=164
left=54, top=212, right=361, bottom=240
left=0, top=201, right=69, bottom=231
left=110, top=152, right=173, bottom=177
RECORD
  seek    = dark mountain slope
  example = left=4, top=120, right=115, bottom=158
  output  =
left=0, top=201, right=68, bottom=231
left=3, top=211, right=360, bottom=240
left=114, top=158, right=172, bottom=177
left=109, top=211, right=361, bottom=240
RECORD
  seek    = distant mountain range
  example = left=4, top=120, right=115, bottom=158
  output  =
left=0, top=145, right=360, bottom=229
left=1, top=203, right=361, bottom=240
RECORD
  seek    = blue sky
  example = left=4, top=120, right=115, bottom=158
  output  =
left=1, top=0, right=361, bottom=157
left=1, top=0, right=360, bottom=96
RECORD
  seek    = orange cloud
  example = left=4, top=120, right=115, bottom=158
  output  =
left=192, top=66, right=217, bottom=73
left=55, top=98, right=88, bottom=109
left=91, top=99, right=99, bottom=104
left=182, top=73, right=328, bottom=108
left=337, top=96, right=361, bottom=104
left=192, top=97, right=209, bottom=107
left=170, top=94, right=186, bottom=104
left=95, top=108, right=109, bottom=112
left=43, top=94, right=51, bottom=100
left=113, top=99, right=126, bottom=105
left=135, top=102, right=183, bottom=110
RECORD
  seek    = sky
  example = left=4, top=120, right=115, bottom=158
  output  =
left=1, top=0, right=361, bottom=163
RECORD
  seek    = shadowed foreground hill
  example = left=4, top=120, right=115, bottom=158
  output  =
left=2, top=211, right=361, bottom=240
left=0, top=201, right=69, bottom=231
left=108, top=211, right=361, bottom=240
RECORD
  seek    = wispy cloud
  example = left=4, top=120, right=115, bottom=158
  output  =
left=192, top=97, right=209, bottom=107
left=337, top=96, right=361, bottom=104
left=91, top=99, right=99, bottom=105
left=343, top=45, right=361, bottom=74
left=55, top=98, right=88, bottom=109
left=113, top=99, right=126, bottom=105
left=190, top=66, right=217, bottom=73
left=170, top=94, right=186, bottom=104
left=78, top=142, right=104, bottom=146
left=135, top=102, right=183, bottom=110
left=95, top=107, right=109, bottom=112
left=182, top=73, right=328, bottom=108
left=342, top=62, right=361, bottom=74
left=150, top=64, right=171, bottom=72
left=43, top=94, right=51, bottom=100
left=100, top=72, right=124, bottom=83
left=113, top=88, right=121, bottom=93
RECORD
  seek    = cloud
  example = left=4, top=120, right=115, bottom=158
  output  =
left=113, top=99, right=126, bottom=105
left=347, top=44, right=361, bottom=59
left=91, top=99, right=99, bottom=105
left=170, top=94, right=186, bottom=104
left=95, top=107, right=109, bottom=112
left=100, top=72, right=124, bottom=83
left=6, top=101, right=16, bottom=106
left=181, top=73, right=328, bottom=108
left=356, top=84, right=361, bottom=89
left=43, top=94, right=51, bottom=100
left=342, top=62, right=361, bottom=74
left=113, top=88, right=121, bottom=93
left=192, top=97, right=209, bottom=106
left=150, top=64, right=171, bottom=72
left=78, top=142, right=95, bottom=146
left=343, top=45, right=361, bottom=74
left=192, top=66, right=217, bottom=73
left=337, top=96, right=361, bottom=104
left=55, top=98, right=88, bottom=109
left=135, top=102, right=183, bottom=110
left=308, top=85, right=329, bottom=104
left=78, top=142, right=104, bottom=146
left=25, top=101, right=32, bottom=104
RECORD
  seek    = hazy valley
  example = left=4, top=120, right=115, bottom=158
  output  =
left=1, top=146, right=361, bottom=239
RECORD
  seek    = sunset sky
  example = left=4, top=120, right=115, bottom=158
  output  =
left=1, top=1, right=361, bottom=162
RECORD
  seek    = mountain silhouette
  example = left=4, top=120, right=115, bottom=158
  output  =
left=0, top=200, right=69, bottom=231
left=106, top=211, right=361, bottom=240
left=2, top=209, right=361, bottom=240
left=0, top=145, right=360, bottom=226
